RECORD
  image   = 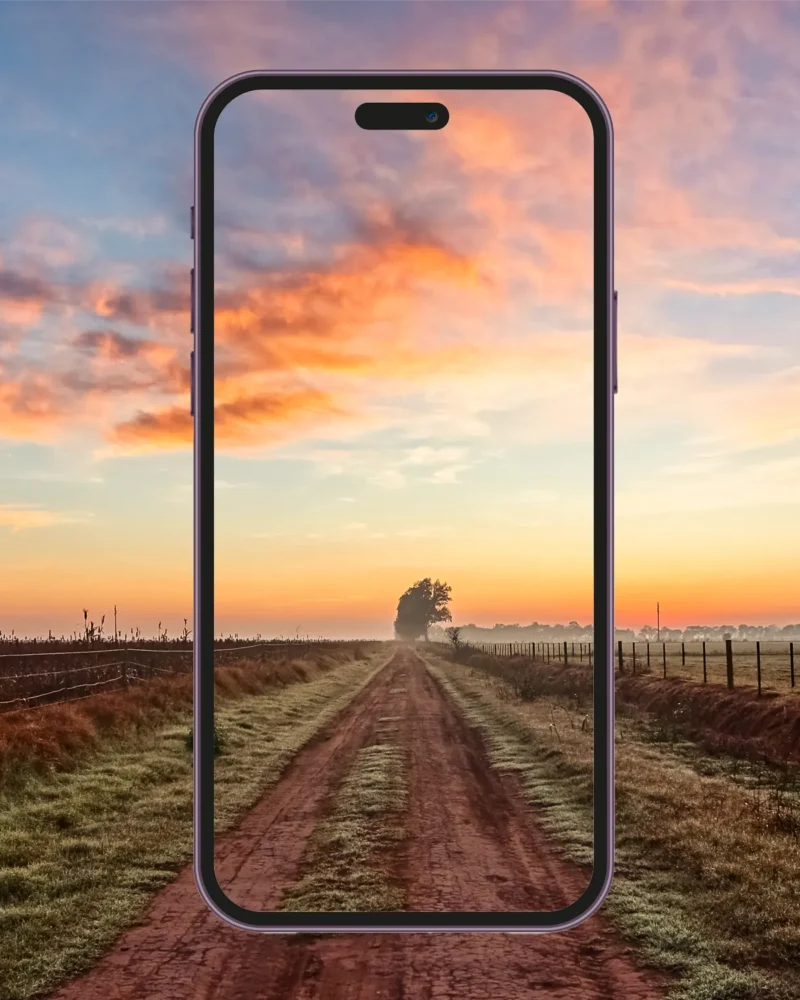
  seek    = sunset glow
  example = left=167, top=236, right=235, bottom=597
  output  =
left=1, top=2, right=799, bottom=638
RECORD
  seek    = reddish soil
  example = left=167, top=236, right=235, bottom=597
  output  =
left=48, top=649, right=663, bottom=1000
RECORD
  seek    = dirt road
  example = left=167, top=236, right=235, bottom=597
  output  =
left=48, top=648, right=662, bottom=1000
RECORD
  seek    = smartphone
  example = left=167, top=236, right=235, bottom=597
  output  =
left=192, top=70, right=614, bottom=932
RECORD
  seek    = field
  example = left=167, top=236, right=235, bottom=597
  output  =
left=1, top=639, right=799, bottom=1000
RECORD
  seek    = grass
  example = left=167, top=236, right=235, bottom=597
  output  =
left=423, top=653, right=800, bottom=1000
left=468, top=651, right=800, bottom=766
left=280, top=742, right=407, bottom=912
left=0, top=649, right=386, bottom=1000
left=619, top=642, right=799, bottom=695
left=0, top=649, right=365, bottom=786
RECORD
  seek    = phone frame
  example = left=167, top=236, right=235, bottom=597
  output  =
left=193, top=69, right=614, bottom=933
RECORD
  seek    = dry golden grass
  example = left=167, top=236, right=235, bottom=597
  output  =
left=0, top=649, right=361, bottom=785
left=468, top=652, right=800, bottom=766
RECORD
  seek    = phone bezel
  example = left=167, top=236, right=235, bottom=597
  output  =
left=193, top=70, right=614, bottom=933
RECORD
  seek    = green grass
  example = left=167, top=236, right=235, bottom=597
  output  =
left=424, top=654, right=800, bottom=1000
left=0, top=654, right=384, bottom=1000
left=281, top=742, right=407, bottom=912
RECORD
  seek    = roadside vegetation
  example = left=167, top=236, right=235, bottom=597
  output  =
left=0, top=646, right=385, bottom=1000
left=424, top=650, right=800, bottom=1000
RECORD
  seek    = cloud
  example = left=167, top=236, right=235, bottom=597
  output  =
left=69, top=329, right=188, bottom=394
left=400, top=446, right=469, bottom=467
left=666, top=278, right=800, bottom=298
left=428, top=464, right=470, bottom=484
left=12, top=216, right=91, bottom=269
left=6, top=2, right=800, bottom=472
left=0, top=265, right=59, bottom=329
left=86, top=276, right=186, bottom=326
left=109, top=383, right=345, bottom=452
left=83, top=214, right=168, bottom=239
left=0, top=370, right=72, bottom=441
left=370, top=468, right=406, bottom=490
left=0, top=504, right=93, bottom=530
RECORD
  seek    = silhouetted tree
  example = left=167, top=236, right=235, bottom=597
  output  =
left=445, top=625, right=463, bottom=649
left=445, top=624, right=471, bottom=663
left=394, top=578, right=452, bottom=641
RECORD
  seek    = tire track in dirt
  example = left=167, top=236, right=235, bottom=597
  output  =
left=47, top=648, right=663, bottom=1000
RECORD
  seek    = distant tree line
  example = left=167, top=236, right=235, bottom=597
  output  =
left=428, top=621, right=800, bottom=643
left=392, top=578, right=800, bottom=644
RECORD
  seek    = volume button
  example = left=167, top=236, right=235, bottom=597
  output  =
left=190, top=205, right=195, bottom=240
left=190, top=350, right=195, bottom=417
left=190, top=268, right=195, bottom=334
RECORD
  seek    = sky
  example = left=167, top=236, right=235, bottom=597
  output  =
left=1, top=1, right=800, bottom=639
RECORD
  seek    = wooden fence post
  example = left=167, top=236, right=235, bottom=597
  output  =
left=702, top=641, right=707, bottom=684
left=725, top=639, right=734, bottom=689
left=791, top=642, right=795, bottom=688
left=564, top=640, right=569, bottom=664
left=632, top=641, right=637, bottom=675
left=588, top=643, right=593, bottom=666
left=662, top=642, right=667, bottom=679
left=646, top=642, right=650, bottom=668
left=617, top=640, right=624, bottom=674
left=681, top=641, right=686, bottom=666
left=756, top=640, right=762, bottom=697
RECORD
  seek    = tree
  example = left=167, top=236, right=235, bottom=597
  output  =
left=445, top=626, right=463, bottom=649
left=394, top=578, right=452, bottom=641
left=445, top=625, right=471, bottom=664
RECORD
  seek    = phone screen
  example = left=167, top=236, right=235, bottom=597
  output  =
left=196, top=76, right=612, bottom=930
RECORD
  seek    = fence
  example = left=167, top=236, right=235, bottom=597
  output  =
left=0, top=640, right=348, bottom=714
left=468, top=639, right=798, bottom=696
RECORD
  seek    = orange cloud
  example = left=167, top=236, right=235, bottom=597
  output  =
left=214, top=233, right=486, bottom=363
left=102, top=226, right=497, bottom=452
left=110, top=384, right=346, bottom=452
left=0, top=370, right=69, bottom=441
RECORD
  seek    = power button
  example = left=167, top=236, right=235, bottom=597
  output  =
left=612, top=290, right=618, bottom=395
left=190, top=350, right=195, bottom=417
